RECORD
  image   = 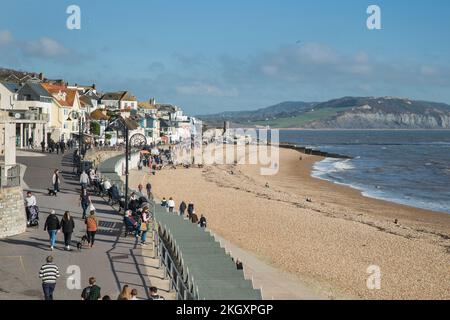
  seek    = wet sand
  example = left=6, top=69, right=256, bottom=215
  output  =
left=129, top=145, right=450, bottom=299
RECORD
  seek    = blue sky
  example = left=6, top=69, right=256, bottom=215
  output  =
left=1, top=0, right=450, bottom=114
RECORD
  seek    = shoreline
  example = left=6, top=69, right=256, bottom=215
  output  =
left=129, top=145, right=450, bottom=299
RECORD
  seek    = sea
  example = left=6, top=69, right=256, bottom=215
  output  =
left=279, top=130, right=450, bottom=214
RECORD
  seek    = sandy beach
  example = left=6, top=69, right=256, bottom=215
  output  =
left=129, top=145, right=450, bottom=300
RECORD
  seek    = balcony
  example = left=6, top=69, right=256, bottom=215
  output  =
left=9, top=110, right=49, bottom=122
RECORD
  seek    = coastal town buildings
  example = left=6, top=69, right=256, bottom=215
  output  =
left=0, top=69, right=197, bottom=148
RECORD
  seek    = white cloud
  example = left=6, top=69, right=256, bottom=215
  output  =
left=22, top=37, right=70, bottom=58
left=0, top=30, right=13, bottom=46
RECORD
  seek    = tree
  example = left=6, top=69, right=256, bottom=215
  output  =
left=90, top=121, right=101, bottom=136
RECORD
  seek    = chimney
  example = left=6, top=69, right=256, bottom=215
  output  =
left=92, top=83, right=96, bottom=90
left=39, top=72, right=44, bottom=81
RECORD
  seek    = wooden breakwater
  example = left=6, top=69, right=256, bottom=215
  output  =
left=277, top=143, right=353, bottom=159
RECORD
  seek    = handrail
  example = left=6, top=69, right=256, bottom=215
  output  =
left=154, top=222, right=193, bottom=300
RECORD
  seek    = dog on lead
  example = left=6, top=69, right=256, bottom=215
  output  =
left=47, top=188, right=57, bottom=196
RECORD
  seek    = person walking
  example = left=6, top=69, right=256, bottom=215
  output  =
left=44, top=210, right=60, bottom=250
left=139, top=207, right=150, bottom=246
left=179, top=201, right=187, bottom=216
left=41, top=140, right=46, bottom=153
left=167, top=197, right=175, bottom=213
left=85, top=211, right=98, bottom=248
left=52, top=169, right=60, bottom=194
left=187, top=202, right=194, bottom=217
left=81, top=277, right=102, bottom=300
left=79, top=188, right=91, bottom=219
left=190, top=210, right=199, bottom=224
left=198, top=214, right=207, bottom=229
left=80, top=170, right=89, bottom=190
left=146, top=182, right=152, bottom=199
left=28, top=137, right=33, bottom=149
left=39, top=255, right=60, bottom=300
left=60, top=211, right=75, bottom=251
left=55, top=142, right=60, bottom=154
left=138, top=183, right=143, bottom=194
left=60, top=141, right=65, bottom=154
left=24, top=191, right=37, bottom=226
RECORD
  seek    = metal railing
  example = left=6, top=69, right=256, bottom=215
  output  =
left=9, top=110, right=49, bottom=122
left=153, top=224, right=194, bottom=300
left=0, top=165, right=21, bottom=188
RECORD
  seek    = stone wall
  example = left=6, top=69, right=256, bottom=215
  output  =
left=0, top=186, right=26, bottom=239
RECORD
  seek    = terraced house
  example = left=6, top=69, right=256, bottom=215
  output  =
left=0, top=81, right=52, bottom=148
left=101, top=91, right=137, bottom=111
left=41, top=83, right=85, bottom=142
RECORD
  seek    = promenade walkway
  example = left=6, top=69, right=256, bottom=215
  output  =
left=0, top=150, right=171, bottom=300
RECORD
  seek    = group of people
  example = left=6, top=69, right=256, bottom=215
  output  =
left=39, top=255, right=164, bottom=300
left=160, top=198, right=207, bottom=229
left=40, top=139, right=77, bottom=154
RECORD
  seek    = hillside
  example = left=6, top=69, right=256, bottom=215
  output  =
left=199, top=97, right=450, bottom=129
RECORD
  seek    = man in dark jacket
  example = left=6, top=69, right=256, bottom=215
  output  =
left=179, top=201, right=187, bottom=216
left=44, top=210, right=60, bottom=251
left=187, top=203, right=194, bottom=217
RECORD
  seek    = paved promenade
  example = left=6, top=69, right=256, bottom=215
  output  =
left=0, top=150, right=171, bottom=300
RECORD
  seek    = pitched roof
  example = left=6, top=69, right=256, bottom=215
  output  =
left=102, top=91, right=125, bottom=101
left=25, top=82, right=52, bottom=98
left=1, top=82, right=21, bottom=93
left=90, top=109, right=109, bottom=121
left=102, top=91, right=137, bottom=102
left=41, top=83, right=78, bottom=107
left=138, top=101, right=157, bottom=109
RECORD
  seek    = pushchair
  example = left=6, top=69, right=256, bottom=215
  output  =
left=26, top=205, right=39, bottom=227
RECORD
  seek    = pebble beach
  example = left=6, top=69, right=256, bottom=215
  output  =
left=129, top=145, right=450, bottom=300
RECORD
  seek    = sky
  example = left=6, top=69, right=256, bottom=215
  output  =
left=1, top=0, right=450, bottom=115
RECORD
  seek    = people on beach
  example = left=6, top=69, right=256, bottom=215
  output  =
left=179, top=201, right=187, bottom=216
left=190, top=211, right=199, bottom=224
left=39, top=255, right=60, bottom=300
left=198, top=214, right=207, bottom=229
left=161, top=197, right=167, bottom=207
left=138, top=183, right=143, bottom=194
left=25, top=191, right=37, bottom=226
left=44, top=210, right=60, bottom=250
left=80, top=170, right=89, bottom=190
left=187, top=202, right=194, bottom=217
left=148, top=287, right=164, bottom=300
left=85, top=211, right=98, bottom=248
left=52, top=169, right=60, bottom=194
left=117, top=285, right=131, bottom=300
left=236, top=259, right=243, bottom=270
left=80, top=188, right=91, bottom=219
left=167, top=197, right=175, bottom=212
left=60, top=211, right=75, bottom=251
left=146, top=182, right=152, bottom=199
left=81, top=277, right=102, bottom=300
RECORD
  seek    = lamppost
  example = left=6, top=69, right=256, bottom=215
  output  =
left=107, top=115, right=139, bottom=212
left=66, top=110, right=84, bottom=171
